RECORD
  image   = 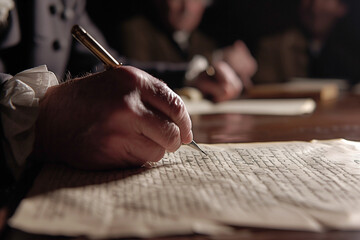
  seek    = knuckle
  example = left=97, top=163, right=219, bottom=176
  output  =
left=167, top=93, right=189, bottom=128
left=170, top=96, right=185, bottom=118
left=163, top=123, right=181, bottom=151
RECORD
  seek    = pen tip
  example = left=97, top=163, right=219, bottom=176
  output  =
left=189, top=140, right=207, bottom=156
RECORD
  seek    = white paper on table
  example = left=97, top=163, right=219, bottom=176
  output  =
left=9, top=139, right=360, bottom=239
left=182, top=98, right=316, bottom=116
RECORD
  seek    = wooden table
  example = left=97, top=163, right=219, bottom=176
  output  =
left=193, top=94, right=360, bottom=144
left=2, top=93, right=360, bottom=240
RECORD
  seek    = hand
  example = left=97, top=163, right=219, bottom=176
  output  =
left=34, top=66, right=193, bottom=169
left=219, top=40, right=258, bottom=89
left=192, top=61, right=243, bottom=102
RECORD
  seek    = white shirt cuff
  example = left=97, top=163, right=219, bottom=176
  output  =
left=1, top=65, right=58, bottom=178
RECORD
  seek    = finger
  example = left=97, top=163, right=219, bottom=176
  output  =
left=212, top=61, right=229, bottom=84
left=105, top=90, right=183, bottom=152
left=105, top=134, right=166, bottom=166
left=135, top=109, right=183, bottom=152
left=110, top=66, right=192, bottom=144
left=212, top=61, right=235, bottom=84
left=77, top=118, right=167, bottom=169
left=215, top=62, right=243, bottom=97
left=140, top=77, right=193, bottom=144
left=203, top=63, right=240, bottom=101
left=234, top=40, right=246, bottom=50
left=82, top=134, right=166, bottom=169
left=195, top=74, right=227, bottom=101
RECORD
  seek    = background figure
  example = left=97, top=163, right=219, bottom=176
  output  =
left=98, top=0, right=257, bottom=102
left=120, top=0, right=215, bottom=63
left=0, top=0, right=120, bottom=80
left=254, top=0, right=360, bottom=85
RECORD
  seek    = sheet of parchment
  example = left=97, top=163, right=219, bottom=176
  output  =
left=9, top=139, right=360, bottom=238
left=182, top=98, right=316, bottom=115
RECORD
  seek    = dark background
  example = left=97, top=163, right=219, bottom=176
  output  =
left=87, top=0, right=360, bottom=55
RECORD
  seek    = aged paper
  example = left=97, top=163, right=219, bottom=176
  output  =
left=9, top=139, right=360, bottom=238
left=182, top=98, right=316, bottom=116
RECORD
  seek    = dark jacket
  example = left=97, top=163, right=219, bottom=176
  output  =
left=0, top=0, right=113, bottom=79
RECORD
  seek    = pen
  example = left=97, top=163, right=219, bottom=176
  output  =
left=71, top=25, right=207, bottom=156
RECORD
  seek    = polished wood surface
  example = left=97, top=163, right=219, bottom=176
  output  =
left=2, top=93, right=360, bottom=240
left=193, top=93, right=360, bottom=144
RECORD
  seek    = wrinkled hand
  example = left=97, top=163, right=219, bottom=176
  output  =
left=34, top=66, right=193, bottom=169
left=219, top=40, right=258, bottom=89
left=192, top=61, right=243, bottom=102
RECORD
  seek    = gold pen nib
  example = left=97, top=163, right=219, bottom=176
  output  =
left=187, top=140, right=207, bottom=156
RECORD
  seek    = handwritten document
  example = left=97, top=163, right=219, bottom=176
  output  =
left=9, top=139, right=360, bottom=238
